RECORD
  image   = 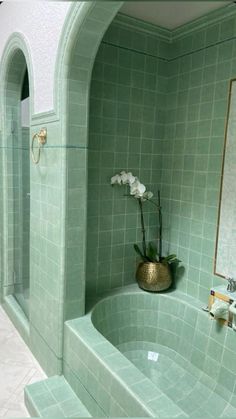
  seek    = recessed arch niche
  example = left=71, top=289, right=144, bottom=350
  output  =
left=57, top=2, right=123, bottom=319
left=1, top=40, right=32, bottom=319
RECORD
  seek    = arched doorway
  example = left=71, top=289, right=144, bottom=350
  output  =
left=56, top=2, right=123, bottom=319
left=1, top=42, right=32, bottom=319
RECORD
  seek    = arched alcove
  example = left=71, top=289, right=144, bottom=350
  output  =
left=0, top=37, right=32, bottom=320
left=86, top=13, right=165, bottom=298
left=57, top=1, right=165, bottom=316
left=56, top=2, right=123, bottom=320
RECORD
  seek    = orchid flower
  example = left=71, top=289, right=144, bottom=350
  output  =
left=130, top=180, right=146, bottom=198
left=110, top=172, right=179, bottom=265
left=111, top=171, right=151, bottom=200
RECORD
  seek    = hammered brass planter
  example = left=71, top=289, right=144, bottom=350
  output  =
left=136, top=262, right=172, bottom=292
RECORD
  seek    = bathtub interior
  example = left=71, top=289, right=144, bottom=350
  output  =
left=90, top=291, right=236, bottom=417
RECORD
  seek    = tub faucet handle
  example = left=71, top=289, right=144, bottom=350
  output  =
left=227, top=277, right=236, bottom=293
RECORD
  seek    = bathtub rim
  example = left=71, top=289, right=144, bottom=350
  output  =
left=65, top=286, right=226, bottom=417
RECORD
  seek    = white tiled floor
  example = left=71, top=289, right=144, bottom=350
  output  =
left=0, top=306, right=46, bottom=417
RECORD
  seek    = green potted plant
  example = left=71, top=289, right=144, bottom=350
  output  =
left=111, top=171, right=180, bottom=291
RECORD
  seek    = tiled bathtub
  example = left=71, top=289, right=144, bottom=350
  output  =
left=63, top=286, right=236, bottom=417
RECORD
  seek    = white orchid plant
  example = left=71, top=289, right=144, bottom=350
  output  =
left=111, top=171, right=153, bottom=200
left=111, top=170, right=179, bottom=265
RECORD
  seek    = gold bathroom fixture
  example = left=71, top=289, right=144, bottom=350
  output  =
left=208, top=287, right=234, bottom=328
left=31, top=128, right=47, bottom=164
left=136, top=262, right=172, bottom=292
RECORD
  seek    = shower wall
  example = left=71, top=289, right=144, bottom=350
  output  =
left=87, top=16, right=169, bottom=297
left=161, top=12, right=236, bottom=302
left=88, top=8, right=236, bottom=301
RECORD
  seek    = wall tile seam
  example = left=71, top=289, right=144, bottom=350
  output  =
left=63, top=360, right=108, bottom=416
left=0, top=145, right=88, bottom=150
left=63, top=361, right=139, bottom=417
left=101, top=34, right=236, bottom=65
left=0, top=146, right=30, bottom=149
left=101, top=40, right=167, bottom=62
left=30, top=322, right=63, bottom=361
left=171, top=35, right=236, bottom=62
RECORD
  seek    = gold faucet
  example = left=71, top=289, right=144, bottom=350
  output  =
left=227, top=277, right=236, bottom=293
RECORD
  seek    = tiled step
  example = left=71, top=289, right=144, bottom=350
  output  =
left=24, top=375, right=91, bottom=417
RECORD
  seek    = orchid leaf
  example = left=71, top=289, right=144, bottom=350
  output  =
left=162, top=254, right=181, bottom=265
left=163, top=254, right=177, bottom=261
left=147, top=241, right=158, bottom=262
left=133, top=244, right=144, bottom=259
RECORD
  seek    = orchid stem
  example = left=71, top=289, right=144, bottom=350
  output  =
left=138, top=198, right=147, bottom=258
left=158, top=190, right=162, bottom=261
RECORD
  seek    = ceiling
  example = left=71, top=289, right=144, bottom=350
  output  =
left=120, top=1, right=232, bottom=30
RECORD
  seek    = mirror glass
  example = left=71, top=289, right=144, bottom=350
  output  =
left=215, top=79, right=236, bottom=279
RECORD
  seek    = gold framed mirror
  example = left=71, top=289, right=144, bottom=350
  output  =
left=215, top=78, right=236, bottom=279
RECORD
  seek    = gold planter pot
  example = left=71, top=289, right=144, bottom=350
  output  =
left=136, top=262, right=172, bottom=292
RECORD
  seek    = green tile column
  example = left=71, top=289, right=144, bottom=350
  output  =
left=29, top=119, right=66, bottom=375
left=63, top=2, right=123, bottom=320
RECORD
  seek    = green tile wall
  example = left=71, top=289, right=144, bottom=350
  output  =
left=88, top=9, right=236, bottom=303
left=87, top=18, right=168, bottom=297
left=2, top=49, right=69, bottom=373
left=0, top=2, right=122, bottom=376
left=0, top=44, right=67, bottom=373
left=1, top=3, right=236, bottom=382
left=161, top=12, right=236, bottom=302
left=29, top=120, right=66, bottom=371
left=2, top=48, right=66, bottom=371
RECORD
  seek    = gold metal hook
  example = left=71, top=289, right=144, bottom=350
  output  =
left=31, top=128, right=47, bottom=164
